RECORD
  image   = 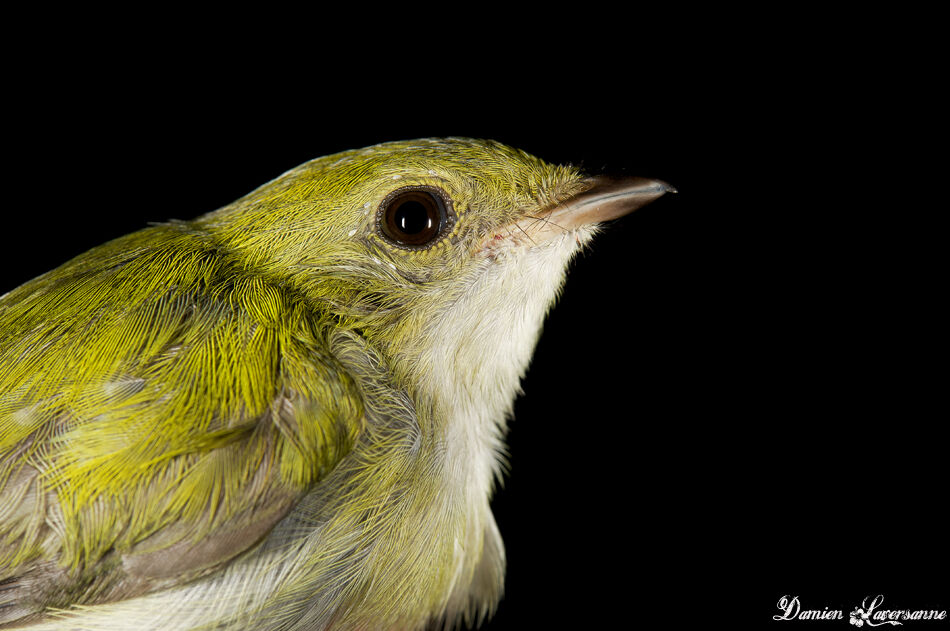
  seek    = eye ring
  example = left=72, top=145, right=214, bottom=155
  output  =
left=376, top=185, right=454, bottom=249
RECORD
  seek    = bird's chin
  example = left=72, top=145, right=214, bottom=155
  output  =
left=477, top=223, right=598, bottom=261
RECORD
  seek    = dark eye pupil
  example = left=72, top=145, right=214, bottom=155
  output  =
left=393, top=201, right=433, bottom=234
left=378, top=187, right=450, bottom=247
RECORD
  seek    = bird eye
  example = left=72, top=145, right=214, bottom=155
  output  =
left=377, top=186, right=452, bottom=248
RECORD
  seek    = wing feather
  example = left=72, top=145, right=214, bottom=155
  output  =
left=0, top=224, right=362, bottom=623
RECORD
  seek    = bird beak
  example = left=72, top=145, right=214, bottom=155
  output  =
left=516, top=176, right=676, bottom=243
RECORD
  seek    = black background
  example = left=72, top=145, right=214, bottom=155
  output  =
left=3, top=10, right=944, bottom=630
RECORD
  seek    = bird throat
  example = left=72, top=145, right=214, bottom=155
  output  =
left=418, top=230, right=593, bottom=497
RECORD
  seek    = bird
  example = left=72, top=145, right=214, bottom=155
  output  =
left=0, top=137, right=672, bottom=630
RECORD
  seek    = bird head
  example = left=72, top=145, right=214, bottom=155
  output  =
left=195, top=137, right=672, bottom=431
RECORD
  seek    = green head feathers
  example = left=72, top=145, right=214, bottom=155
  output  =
left=193, top=138, right=587, bottom=349
left=0, top=138, right=671, bottom=630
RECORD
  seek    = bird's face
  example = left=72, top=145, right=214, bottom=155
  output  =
left=198, top=138, right=669, bottom=428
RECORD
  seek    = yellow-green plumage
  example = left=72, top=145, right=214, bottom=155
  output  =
left=0, top=224, right=362, bottom=588
left=0, top=138, right=666, bottom=630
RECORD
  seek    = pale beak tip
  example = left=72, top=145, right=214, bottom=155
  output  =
left=645, top=179, right=677, bottom=196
